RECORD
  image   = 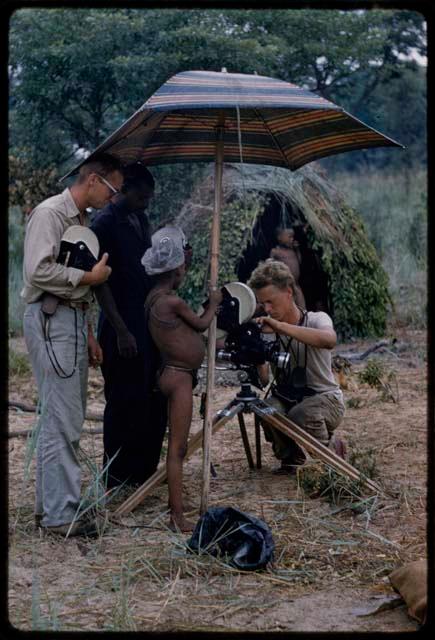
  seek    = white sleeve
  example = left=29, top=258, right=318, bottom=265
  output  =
left=309, top=311, right=334, bottom=331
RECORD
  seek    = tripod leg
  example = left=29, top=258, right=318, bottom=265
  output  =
left=250, top=400, right=382, bottom=495
left=237, top=413, right=255, bottom=469
left=113, top=401, right=245, bottom=517
left=254, top=413, right=262, bottom=469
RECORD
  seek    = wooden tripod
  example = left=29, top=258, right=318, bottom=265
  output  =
left=113, top=383, right=383, bottom=518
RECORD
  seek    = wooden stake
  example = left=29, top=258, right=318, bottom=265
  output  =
left=253, top=403, right=383, bottom=495
left=200, top=116, right=225, bottom=516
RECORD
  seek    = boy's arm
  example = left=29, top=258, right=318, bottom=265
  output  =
left=173, top=290, right=222, bottom=332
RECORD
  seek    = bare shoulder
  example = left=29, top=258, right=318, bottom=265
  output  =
left=171, top=295, right=192, bottom=313
left=156, top=292, right=180, bottom=309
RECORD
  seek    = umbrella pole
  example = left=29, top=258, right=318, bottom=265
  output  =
left=200, top=120, right=225, bottom=515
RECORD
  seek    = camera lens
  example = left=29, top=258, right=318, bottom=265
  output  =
left=273, top=352, right=291, bottom=369
left=216, top=349, right=233, bottom=362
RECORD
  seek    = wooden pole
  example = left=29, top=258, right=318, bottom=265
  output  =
left=114, top=401, right=244, bottom=517
left=253, top=403, right=383, bottom=495
left=200, top=115, right=225, bottom=515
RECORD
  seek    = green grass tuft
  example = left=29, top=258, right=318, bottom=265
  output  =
left=9, top=348, right=31, bottom=377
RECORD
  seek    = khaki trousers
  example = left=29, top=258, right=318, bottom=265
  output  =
left=23, top=302, right=88, bottom=526
left=263, top=391, right=345, bottom=463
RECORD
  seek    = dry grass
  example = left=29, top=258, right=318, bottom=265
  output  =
left=7, top=330, right=427, bottom=632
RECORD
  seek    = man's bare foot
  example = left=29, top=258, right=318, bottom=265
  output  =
left=169, top=514, right=196, bottom=532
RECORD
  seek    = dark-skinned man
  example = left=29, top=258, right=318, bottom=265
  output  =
left=91, top=162, right=167, bottom=489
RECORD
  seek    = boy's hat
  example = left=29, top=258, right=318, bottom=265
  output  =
left=142, top=226, right=185, bottom=275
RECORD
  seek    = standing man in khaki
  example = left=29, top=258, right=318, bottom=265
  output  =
left=21, top=153, right=123, bottom=537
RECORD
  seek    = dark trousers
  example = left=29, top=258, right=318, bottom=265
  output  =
left=100, top=345, right=167, bottom=488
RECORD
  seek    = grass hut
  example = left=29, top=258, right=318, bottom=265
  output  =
left=175, top=163, right=391, bottom=339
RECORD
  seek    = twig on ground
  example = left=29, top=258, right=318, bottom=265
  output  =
left=9, top=427, right=103, bottom=438
left=8, top=401, right=103, bottom=422
left=335, top=340, right=391, bottom=362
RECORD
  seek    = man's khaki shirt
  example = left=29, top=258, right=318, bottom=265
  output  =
left=21, top=188, right=92, bottom=304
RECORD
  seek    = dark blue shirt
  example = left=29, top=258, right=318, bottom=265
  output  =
left=90, top=199, right=153, bottom=353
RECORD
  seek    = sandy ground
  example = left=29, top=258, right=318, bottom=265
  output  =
left=7, top=328, right=427, bottom=632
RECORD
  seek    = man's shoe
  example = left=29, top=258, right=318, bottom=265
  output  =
left=42, top=517, right=101, bottom=538
left=272, top=462, right=303, bottom=475
left=35, top=514, right=43, bottom=528
left=329, top=436, right=347, bottom=460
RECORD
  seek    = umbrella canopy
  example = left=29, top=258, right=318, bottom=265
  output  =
left=63, top=70, right=402, bottom=178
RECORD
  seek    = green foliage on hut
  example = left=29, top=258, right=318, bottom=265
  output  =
left=175, top=163, right=391, bottom=339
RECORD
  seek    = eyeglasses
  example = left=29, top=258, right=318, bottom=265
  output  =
left=95, top=173, right=120, bottom=196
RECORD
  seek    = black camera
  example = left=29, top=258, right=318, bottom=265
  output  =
left=217, top=321, right=290, bottom=371
left=212, top=282, right=290, bottom=388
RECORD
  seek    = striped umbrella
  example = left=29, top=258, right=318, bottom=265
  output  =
left=65, top=69, right=402, bottom=172
left=65, top=70, right=402, bottom=515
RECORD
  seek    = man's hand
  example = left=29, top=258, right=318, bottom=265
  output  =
left=255, top=316, right=281, bottom=333
left=91, top=253, right=112, bottom=285
left=80, top=253, right=112, bottom=286
left=117, top=330, right=138, bottom=358
left=88, top=332, right=103, bottom=367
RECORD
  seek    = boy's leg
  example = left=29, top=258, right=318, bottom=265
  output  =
left=159, top=369, right=195, bottom=531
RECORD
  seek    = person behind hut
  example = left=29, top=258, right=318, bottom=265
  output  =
left=90, top=163, right=168, bottom=489
left=142, top=226, right=222, bottom=531
left=269, top=227, right=306, bottom=309
left=248, top=259, right=346, bottom=474
left=21, top=153, right=124, bottom=537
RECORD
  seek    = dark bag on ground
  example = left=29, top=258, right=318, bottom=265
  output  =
left=186, top=506, right=274, bottom=570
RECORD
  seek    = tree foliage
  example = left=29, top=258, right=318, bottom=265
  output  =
left=9, top=7, right=426, bottom=172
left=9, top=154, right=60, bottom=217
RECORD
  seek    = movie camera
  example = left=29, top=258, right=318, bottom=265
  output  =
left=208, top=282, right=291, bottom=388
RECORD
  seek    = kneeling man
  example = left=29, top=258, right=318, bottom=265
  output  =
left=248, top=259, right=346, bottom=474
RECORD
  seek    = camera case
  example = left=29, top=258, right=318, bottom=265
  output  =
left=57, top=225, right=99, bottom=271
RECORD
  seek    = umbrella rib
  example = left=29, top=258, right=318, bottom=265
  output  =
left=253, top=108, right=293, bottom=170
left=114, top=110, right=167, bottom=148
